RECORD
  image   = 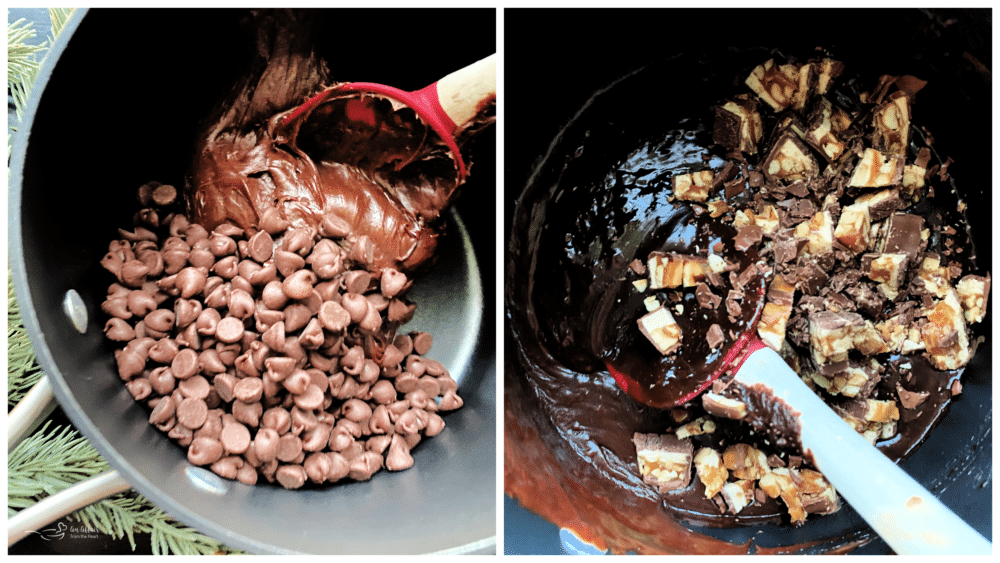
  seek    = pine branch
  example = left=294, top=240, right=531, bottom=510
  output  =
left=47, top=8, right=74, bottom=39
left=8, top=270, right=44, bottom=407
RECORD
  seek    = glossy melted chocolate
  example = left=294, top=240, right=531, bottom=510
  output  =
left=182, top=10, right=494, bottom=274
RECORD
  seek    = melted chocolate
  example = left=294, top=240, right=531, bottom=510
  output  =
left=183, top=10, right=494, bottom=274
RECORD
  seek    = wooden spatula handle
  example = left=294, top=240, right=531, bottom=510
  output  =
left=435, top=53, right=496, bottom=130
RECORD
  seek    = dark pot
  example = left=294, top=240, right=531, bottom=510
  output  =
left=10, top=8, right=496, bottom=554
left=504, top=7, right=990, bottom=554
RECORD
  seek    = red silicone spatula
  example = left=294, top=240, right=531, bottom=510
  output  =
left=281, top=53, right=496, bottom=183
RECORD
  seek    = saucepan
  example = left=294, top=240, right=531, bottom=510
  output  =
left=10, top=8, right=495, bottom=554
left=504, top=7, right=990, bottom=554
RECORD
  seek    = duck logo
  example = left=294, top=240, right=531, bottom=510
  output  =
left=27, top=522, right=67, bottom=541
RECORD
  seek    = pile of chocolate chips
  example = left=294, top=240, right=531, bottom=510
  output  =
left=631, top=55, right=990, bottom=524
left=101, top=182, right=463, bottom=489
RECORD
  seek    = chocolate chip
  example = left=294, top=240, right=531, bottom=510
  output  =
left=411, top=332, right=433, bottom=356
left=220, top=421, right=251, bottom=454
left=177, top=397, right=209, bottom=429
left=215, top=316, right=245, bottom=344
left=187, top=436, right=224, bottom=466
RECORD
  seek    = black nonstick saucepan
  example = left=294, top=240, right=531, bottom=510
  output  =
left=10, top=8, right=496, bottom=554
left=504, top=7, right=990, bottom=555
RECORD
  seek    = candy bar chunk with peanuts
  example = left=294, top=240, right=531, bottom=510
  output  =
left=921, top=289, right=972, bottom=370
left=758, top=468, right=808, bottom=525
left=673, top=170, right=714, bottom=202
left=834, top=203, right=872, bottom=254
left=803, top=97, right=847, bottom=162
left=632, top=433, right=694, bottom=493
left=637, top=305, right=682, bottom=356
left=956, top=273, right=990, bottom=324
left=647, top=253, right=708, bottom=290
left=702, top=392, right=747, bottom=420
left=863, top=398, right=900, bottom=424
left=746, top=59, right=801, bottom=112
left=793, top=210, right=835, bottom=257
left=872, top=91, right=911, bottom=156
left=720, top=479, right=757, bottom=514
left=754, top=204, right=780, bottom=234
left=675, top=416, right=716, bottom=440
left=808, top=311, right=864, bottom=365
left=758, top=275, right=795, bottom=351
left=693, top=447, right=728, bottom=499
left=762, top=132, right=820, bottom=184
left=811, top=358, right=882, bottom=398
left=861, top=252, right=909, bottom=300
left=723, top=444, right=770, bottom=480
left=814, top=58, right=845, bottom=96
left=796, top=468, right=840, bottom=516
left=848, top=148, right=905, bottom=188
left=713, top=94, right=764, bottom=154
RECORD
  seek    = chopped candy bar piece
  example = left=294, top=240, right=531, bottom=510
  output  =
left=720, top=479, right=757, bottom=514
left=673, top=170, right=715, bottom=202
left=760, top=468, right=807, bottom=525
left=648, top=253, right=708, bottom=290
left=746, top=59, right=800, bottom=112
left=793, top=210, right=835, bottom=256
left=702, top=392, right=747, bottom=420
left=723, top=444, right=770, bottom=480
left=767, top=274, right=796, bottom=306
left=675, top=416, right=716, bottom=440
left=754, top=204, right=780, bottom=234
left=956, top=273, right=990, bottom=324
left=863, top=399, right=900, bottom=423
left=921, top=289, right=972, bottom=370
left=872, top=91, right=911, bottom=156
left=759, top=302, right=793, bottom=352
left=790, top=61, right=813, bottom=110
left=878, top=212, right=925, bottom=263
left=811, top=358, right=881, bottom=398
left=814, top=58, right=845, bottom=95
left=762, top=133, right=820, bottom=184
left=901, top=164, right=926, bottom=201
left=848, top=148, right=905, bottom=188
left=714, top=95, right=764, bottom=154
left=853, top=321, right=889, bottom=356
left=707, top=198, right=730, bottom=218
left=808, top=311, right=863, bottom=365
left=854, top=188, right=902, bottom=222
left=632, top=433, right=694, bottom=493
left=803, top=97, right=847, bottom=162
left=833, top=203, right=871, bottom=253
left=797, top=468, right=840, bottom=515
left=693, top=447, right=728, bottom=499
left=637, top=306, right=682, bottom=356
left=862, top=253, right=909, bottom=297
